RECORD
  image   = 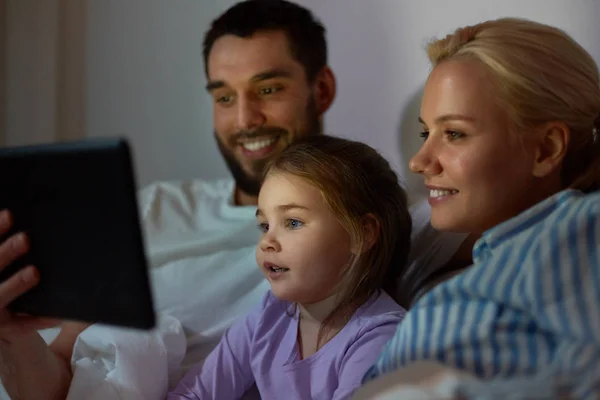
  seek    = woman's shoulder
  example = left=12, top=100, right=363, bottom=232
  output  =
left=481, top=189, right=598, bottom=253
left=547, top=189, right=599, bottom=220
left=535, top=189, right=599, bottom=244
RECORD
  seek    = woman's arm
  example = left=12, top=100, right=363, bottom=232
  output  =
left=519, top=198, right=600, bottom=399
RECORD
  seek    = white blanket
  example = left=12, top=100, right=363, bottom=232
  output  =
left=64, top=315, right=186, bottom=400
left=0, top=316, right=185, bottom=400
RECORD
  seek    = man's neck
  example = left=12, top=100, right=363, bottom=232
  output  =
left=234, top=186, right=258, bottom=206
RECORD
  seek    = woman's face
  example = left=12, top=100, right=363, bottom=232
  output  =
left=410, top=59, right=541, bottom=234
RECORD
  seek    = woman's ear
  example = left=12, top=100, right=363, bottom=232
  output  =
left=531, top=121, right=569, bottom=178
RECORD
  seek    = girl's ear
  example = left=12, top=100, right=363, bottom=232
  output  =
left=360, top=213, right=380, bottom=254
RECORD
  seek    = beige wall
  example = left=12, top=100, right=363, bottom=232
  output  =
left=0, top=0, right=5, bottom=146
left=56, top=0, right=85, bottom=142
left=4, top=0, right=85, bottom=147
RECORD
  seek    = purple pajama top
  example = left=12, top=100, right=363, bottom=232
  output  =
left=167, top=290, right=405, bottom=400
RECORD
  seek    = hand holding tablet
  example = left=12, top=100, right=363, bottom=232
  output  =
left=0, top=138, right=156, bottom=331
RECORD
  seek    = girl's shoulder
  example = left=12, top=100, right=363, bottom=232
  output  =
left=352, top=291, right=406, bottom=329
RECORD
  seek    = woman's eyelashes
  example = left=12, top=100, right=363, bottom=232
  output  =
left=445, top=130, right=465, bottom=140
left=419, top=129, right=466, bottom=141
left=257, top=218, right=304, bottom=233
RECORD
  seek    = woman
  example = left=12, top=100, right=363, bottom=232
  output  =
left=356, top=17, right=600, bottom=400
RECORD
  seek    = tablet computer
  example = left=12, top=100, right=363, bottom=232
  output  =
left=0, top=137, right=156, bottom=330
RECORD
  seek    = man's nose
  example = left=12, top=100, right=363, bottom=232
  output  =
left=236, top=95, right=266, bottom=132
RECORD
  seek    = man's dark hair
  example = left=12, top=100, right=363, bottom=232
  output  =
left=203, top=0, right=327, bottom=81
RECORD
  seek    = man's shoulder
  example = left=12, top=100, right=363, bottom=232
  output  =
left=139, top=177, right=235, bottom=204
left=138, top=177, right=234, bottom=217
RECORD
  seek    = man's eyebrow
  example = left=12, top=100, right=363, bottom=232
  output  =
left=206, top=68, right=293, bottom=92
left=418, top=114, right=477, bottom=125
left=255, top=203, right=309, bottom=217
left=250, top=68, right=293, bottom=83
left=206, top=80, right=225, bottom=92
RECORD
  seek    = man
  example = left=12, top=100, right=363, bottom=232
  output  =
left=0, top=1, right=469, bottom=398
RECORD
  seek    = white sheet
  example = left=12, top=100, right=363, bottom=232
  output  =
left=65, top=314, right=186, bottom=400
left=351, top=361, right=474, bottom=400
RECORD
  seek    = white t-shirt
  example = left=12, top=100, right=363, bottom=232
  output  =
left=138, top=178, right=466, bottom=375
left=139, top=178, right=269, bottom=374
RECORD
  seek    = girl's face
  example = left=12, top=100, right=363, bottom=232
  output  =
left=255, top=172, right=352, bottom=304
left=410, top=59, right=543, bottom=234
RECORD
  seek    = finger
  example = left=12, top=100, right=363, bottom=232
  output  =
left=0, top=232, right=29, bottom=271
left=11, top=315, right=62, bottom=331
left=0, top=210, right=13, bottom=235
left=0, top=265, right=39, bottom=309
left=13, top=312, right=63, bottom=327
left=0, top=315, right=61, bottom=337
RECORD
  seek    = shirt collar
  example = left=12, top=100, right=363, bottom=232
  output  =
left=472, top=189, right=583, bottom=261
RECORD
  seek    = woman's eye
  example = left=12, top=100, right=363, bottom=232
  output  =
left=419, top=131, right=429, bottom=141
left=257, top=223, right=269, bottom=232
left=446, top=130, right=465, bottom=140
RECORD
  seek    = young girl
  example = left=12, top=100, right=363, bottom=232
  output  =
left=357, top=18, right=600, bottom=400
left=167, top=135, right=413, bottom=399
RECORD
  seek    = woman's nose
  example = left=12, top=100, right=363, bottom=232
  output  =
left=409, top=139, right=442, bottom=176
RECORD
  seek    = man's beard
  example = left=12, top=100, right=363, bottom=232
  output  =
left=215, top=98, right=321, bottom=197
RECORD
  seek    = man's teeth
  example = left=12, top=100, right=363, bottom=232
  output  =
left=242, top=138, right=277, bottom=151
left=270, top=266, right=289, bottom=272
left=429, top=189, right=458, bottom=198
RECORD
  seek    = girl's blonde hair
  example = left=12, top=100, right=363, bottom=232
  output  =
left=265, top=135, right=412, bottom=349
left=427, top=17, right=600, bottom=193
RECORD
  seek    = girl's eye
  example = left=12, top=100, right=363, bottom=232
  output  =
left=285, top=219, right=303, bottom=229
left=258, top=222, right=269, bottom=233
left=419, top=131, right=429, bottom=141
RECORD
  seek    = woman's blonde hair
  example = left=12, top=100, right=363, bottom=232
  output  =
left=427, top=17, right=600, bottom=193
left=265, top=135, right=412, bottom=349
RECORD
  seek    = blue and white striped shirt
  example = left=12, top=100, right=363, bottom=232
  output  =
left=363, top=189, right=600, bottom=399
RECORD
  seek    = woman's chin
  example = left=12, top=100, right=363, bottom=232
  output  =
left=430, top=212, right=474, bottom=233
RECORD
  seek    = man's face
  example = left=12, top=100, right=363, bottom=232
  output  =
left=206, top=30, right=326, bottom=197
